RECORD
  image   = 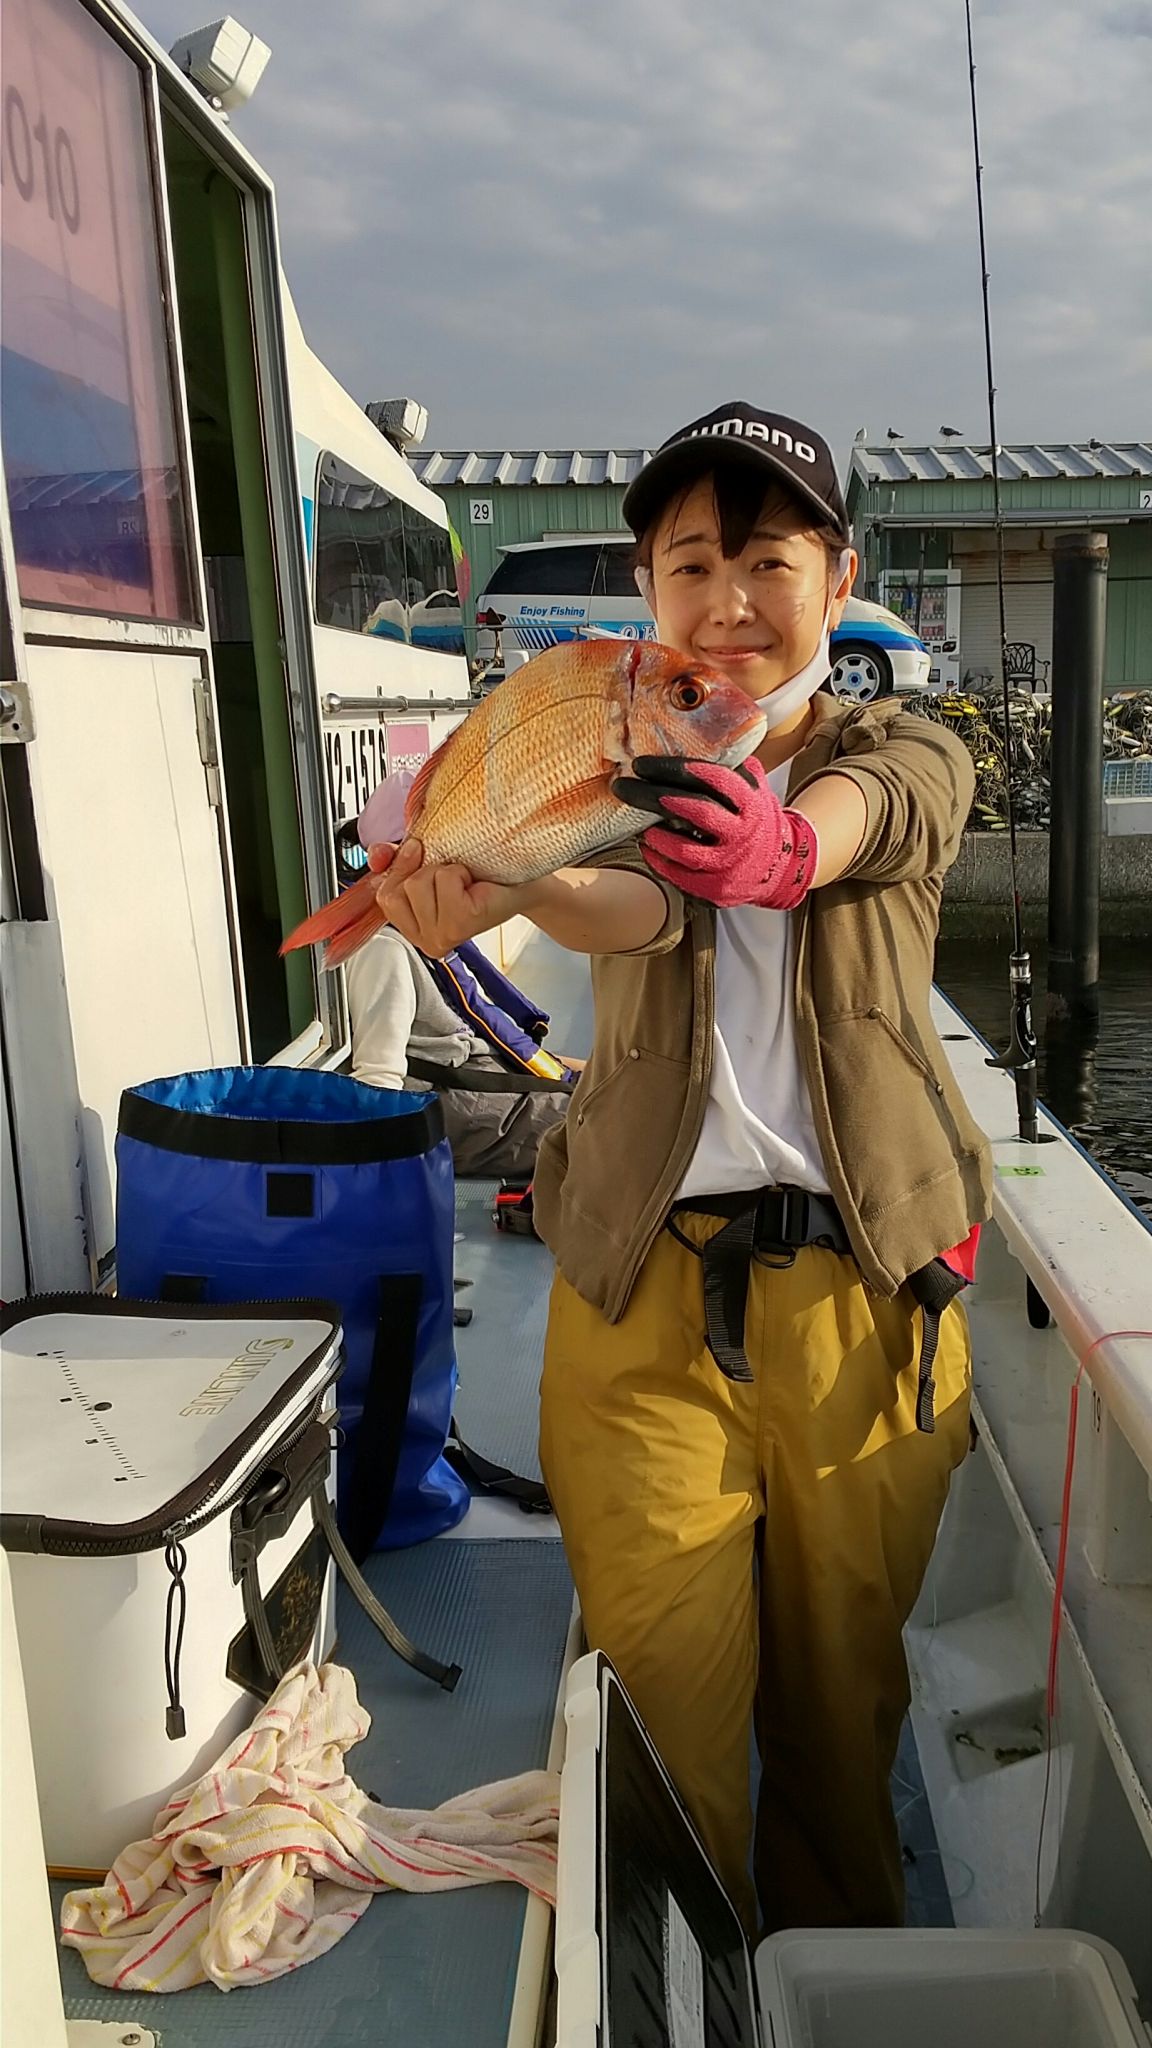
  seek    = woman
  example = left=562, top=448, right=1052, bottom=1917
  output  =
left=370, top=400, right=991, bottom=1934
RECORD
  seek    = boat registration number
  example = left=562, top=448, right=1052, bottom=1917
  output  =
left=323, top=721, right=432, bottom=824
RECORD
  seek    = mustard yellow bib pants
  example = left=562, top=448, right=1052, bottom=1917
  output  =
left=539, top=1217, right=971, bottom=1934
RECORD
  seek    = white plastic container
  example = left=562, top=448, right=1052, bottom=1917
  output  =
left=0, top=1296, right=343, bottom=1875
left=556, top=1651, right=1149, bottom=2048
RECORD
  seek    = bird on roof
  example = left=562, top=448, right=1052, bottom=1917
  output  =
left=853, top=427, right=869, bottom=443
left=886, top=428, right=904, bottom=441
left=1088, top=438, right=1102, bottom=450
left=939, top=425, right=964, bottom=440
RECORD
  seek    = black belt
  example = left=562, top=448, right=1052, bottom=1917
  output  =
left=668, top=1186, right=962, bottom=1433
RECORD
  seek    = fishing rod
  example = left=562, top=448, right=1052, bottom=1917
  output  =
left=963, top=0, right=1039, bottom=1144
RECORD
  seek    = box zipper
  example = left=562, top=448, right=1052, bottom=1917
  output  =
left=0, top=1292, right=342, bottom=1560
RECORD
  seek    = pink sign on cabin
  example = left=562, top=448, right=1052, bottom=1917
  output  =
left=384, top=723, right=432, bottom=779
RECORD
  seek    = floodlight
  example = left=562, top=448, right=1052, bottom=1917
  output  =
left=169, top=17, right=271, bottom=113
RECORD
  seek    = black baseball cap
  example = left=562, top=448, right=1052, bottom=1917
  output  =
left=622, top=401, right=850, bottom=543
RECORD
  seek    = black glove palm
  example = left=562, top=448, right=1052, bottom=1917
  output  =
left=610, top=756, right=758, bottom=843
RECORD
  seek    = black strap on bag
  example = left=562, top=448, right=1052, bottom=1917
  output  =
left=312, top=1489, right=461, bottom=1691
left=344, top=1274, right=424, bottom=1566
left=228, top=1420, right=461, bottom=1700
left=406, top=1054, right=575, bottom=1097
left=444, top=1419, right=552, bottom=1515
left=162, top=1271, right=425, bottom=1561
left=670, top=1187, right=852, bottom=1387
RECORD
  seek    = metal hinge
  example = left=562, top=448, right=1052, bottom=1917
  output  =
left=193, top=677, right=223, bottom=808
left=0, top=678, right=34, bottom=743
left=67, top=2024, right=157, bottom=2047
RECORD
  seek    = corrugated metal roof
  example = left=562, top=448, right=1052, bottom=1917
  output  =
left=411, top=441, right=1152, bottom=493
left=852, top=441, right=1152, bottom=486
left=409, top=450, right=654, bottom=488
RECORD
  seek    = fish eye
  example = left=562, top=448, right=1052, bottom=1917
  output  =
left=670, top=674, right=706, bottom=710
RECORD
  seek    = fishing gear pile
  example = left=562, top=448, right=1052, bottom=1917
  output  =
left=904, top=688, right=1152, bottom=831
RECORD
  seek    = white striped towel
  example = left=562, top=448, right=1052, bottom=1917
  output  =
left=60, top=1660, right=559, bottom=1992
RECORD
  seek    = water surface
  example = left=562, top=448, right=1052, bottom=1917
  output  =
left=935, top=935, right=1152, bottom=1221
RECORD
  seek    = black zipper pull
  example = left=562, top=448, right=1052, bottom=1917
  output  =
left=163, top=1531, right=189, bottom=1739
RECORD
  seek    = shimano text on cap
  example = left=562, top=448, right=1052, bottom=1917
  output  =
left=622, top=401, right=850, bottom=542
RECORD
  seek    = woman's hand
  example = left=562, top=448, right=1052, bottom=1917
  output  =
left=367, top=839, right=529, bottom=957
left=611, top=756, right=869, bottom=901
left=611, top=758, right=819, bottom=910
left=366, top=841, right=670, bottom=958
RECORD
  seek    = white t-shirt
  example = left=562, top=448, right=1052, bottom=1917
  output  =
left=679, top=762, right=830, bottom=1200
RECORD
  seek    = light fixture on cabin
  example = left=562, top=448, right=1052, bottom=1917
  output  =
left=168, top=17, right=271, bottom=114
left=366, top=400, right=430, bottom=453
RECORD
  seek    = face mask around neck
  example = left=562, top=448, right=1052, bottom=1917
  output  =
left=756, top=547, right=854, bottom=731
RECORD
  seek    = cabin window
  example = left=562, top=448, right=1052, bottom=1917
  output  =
left=0, top=0, right=195, bottom=621
left=313, top=453, right=461, bottom=651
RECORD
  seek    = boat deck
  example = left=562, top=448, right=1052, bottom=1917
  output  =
left=54, top=936, right=950, bottom=2047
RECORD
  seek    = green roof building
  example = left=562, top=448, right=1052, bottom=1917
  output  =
left=408, top=449, right=649, bottom=654
left=845, top=440, right=1152, bottom=691
left=410, top=440, right=1151, bottom=693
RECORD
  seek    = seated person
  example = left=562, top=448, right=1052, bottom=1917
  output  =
left=336, top=823, right=580, bottom=1179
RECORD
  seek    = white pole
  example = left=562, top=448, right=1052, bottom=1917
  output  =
left=1, top=1548, right=69, bottom=2048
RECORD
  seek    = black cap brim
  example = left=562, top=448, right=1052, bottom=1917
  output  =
left=622, top=436, right=847, bottom=542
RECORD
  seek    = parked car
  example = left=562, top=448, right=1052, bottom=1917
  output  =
left=475, top=540, right=934, bottom=701
left=827, top=595, right=932, bottom=701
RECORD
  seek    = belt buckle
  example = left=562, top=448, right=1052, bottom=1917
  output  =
left=778, top=1186, right=810, bottom=1246
left=753, top=1185, right=807, bottom=1263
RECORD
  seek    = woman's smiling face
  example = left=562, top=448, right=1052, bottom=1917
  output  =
left=647, top=475, right=853, bottom=703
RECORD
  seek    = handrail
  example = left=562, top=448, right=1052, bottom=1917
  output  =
left=992, top=1171, right=1152, bottom=1480
left=320, top=692, right=477, bottom=716
left=931, top=988, right=1152, bottom=1480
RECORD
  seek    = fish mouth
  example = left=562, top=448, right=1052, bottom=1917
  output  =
left=716, top=711, right=768, bottom=768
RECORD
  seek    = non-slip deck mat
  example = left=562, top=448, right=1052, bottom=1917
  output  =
left=56, top=1539, right=574, bottom=2046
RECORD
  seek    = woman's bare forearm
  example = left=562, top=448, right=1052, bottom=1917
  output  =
left=518, top=866, right=669, bottom=954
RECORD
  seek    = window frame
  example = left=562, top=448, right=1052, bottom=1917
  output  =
left=0, top=0, right=203, bottom=630
left=594, top=541, right=640, bottom=599
left=312, top=449, right=460, bottom=644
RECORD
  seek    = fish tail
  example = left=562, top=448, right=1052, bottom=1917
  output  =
left=279, top=872, right=387, bottom=969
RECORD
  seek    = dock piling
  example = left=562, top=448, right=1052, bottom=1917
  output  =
left=1047, top=530, right=1109, bottom=1024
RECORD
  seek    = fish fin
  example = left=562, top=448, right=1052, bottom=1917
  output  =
left=403, top=743, right=446, bottom=836
left=279, top=872, right=387, bottom=969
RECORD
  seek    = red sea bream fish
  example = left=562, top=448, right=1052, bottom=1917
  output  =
left=282, top=637, right=766, bottom=967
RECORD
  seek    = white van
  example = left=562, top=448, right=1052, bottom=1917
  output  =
left=476, top=536, right=935, bottom=702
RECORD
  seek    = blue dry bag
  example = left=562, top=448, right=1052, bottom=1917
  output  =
left=114, top=1067, right=470, bottom=1554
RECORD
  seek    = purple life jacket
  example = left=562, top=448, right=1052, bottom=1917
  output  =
left=425, top=940, right=579, bottom=1087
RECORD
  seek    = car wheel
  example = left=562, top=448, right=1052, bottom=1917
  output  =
left=829, top=641, right=893, bottom=703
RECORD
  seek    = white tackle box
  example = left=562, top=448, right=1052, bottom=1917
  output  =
left=0, top=1295, right=343, bottom=1875
left=555, top=1652, right=1149, bottom=2048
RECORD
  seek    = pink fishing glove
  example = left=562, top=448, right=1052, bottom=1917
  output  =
left=611, top=756, right=819, bottom=911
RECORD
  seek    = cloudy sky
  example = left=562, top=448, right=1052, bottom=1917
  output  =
left=148, top=0, right=1151, bottom=464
